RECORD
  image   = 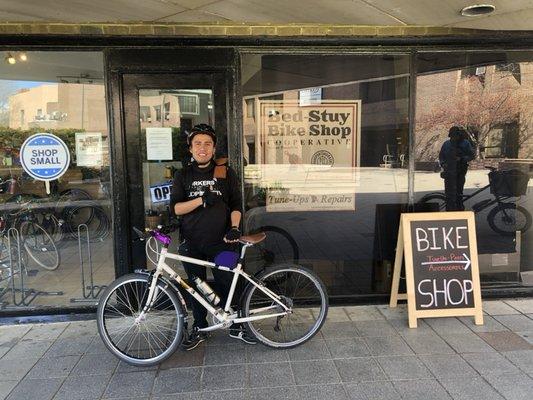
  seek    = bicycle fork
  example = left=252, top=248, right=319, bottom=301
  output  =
left=134, top=270, right=162, bottom=324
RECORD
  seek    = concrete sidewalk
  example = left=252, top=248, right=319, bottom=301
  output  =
left=0, top=300, right=532, bottom=400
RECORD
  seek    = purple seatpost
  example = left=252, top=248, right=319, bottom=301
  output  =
left=151, top=230, right=171, bottom=247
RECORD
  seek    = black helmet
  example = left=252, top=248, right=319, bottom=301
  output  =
left=187, top=124, right=216, bottom=145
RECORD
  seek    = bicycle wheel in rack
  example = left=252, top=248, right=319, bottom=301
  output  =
left=19, top=220, right=60, bottom=270
left=97, top=273, right=184, bottom=366
left=241, top=265, right=328, bottom=348
left=64, top=202, right=110, bottom=241
left=0, top=238, right=11, bottom=298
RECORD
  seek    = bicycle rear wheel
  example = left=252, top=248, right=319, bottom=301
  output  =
left=19, top=221, right=60, bottom=270
left=241, top=265, right=328, bottom=348
left=97, top=273, right=184, bottom=366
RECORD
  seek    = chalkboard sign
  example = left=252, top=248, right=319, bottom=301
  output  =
left=390, top=212, right=483, bottom=328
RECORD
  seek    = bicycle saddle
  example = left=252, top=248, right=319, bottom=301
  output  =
left=240, top=232, right=266, bottom=244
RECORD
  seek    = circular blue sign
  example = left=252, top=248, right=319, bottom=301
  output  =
left=20, top=133, right=71, bottom=181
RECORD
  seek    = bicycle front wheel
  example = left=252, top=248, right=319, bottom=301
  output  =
left=97, top=273, right=184, bottom=366
left=242, top=265, right=328, bottom=348
left=19, top=221, right=60, bottom=270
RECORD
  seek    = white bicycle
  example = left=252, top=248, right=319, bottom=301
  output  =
left=96, top=222, right=328, bottom=366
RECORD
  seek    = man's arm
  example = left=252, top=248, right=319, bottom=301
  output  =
left=170, top=169, right=203, bottom=216
left=174, top=197, right=203, bottom=215
left=230, top=210, right=242, bottom=228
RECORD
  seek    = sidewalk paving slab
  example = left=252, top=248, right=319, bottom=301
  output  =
left=483, top=373, right=533, bottom=400
left=503, top=350, right=533, bottom=373
left=291, top=359, right=340, bottom=385
left=461, top=352, right=521, bottom=376
left=334, top=357, right=386, bottom=382
left=493, top=314, right=533, bottom=332
left=103, top=370, right=157, bottom=398
left=295, top=383, right=348, bottom=400
left=439, top=376, right=505, bottom=400
left=53, top=374, right=111, bottom=400
left=392, top=379, right=452, bottom=400
left=483, top=301, right=522, bottom=316
left=376, top=355, right=433, bottom=380
left=477, top=331, right=533, bottom=352
left=504, top=299, right=533, bottom=314
left=5, top=377, right=63, bottom=400
left=345, top=381, right=399, bottom=400
left=419, top=354, right=479, bottom=379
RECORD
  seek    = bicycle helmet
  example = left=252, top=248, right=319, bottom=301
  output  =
left=186, top=124, right=217, bottom=145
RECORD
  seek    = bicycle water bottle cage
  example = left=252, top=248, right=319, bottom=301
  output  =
left=214, top=251, right=239, bottom=269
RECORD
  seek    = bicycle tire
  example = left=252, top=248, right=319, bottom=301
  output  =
left=64, top=202, right=110, bottom=241
left=97, top=273, right=184, bottom=366
left=241, top=264, right=328, bottom=348
left=487, top=203, right=532, bottom=236
left=19, top=221, right=60, bottom=270
left=247, top=226, right=299, bottom=269
left=0, top=238, right=11, bottom=298
left=418, top=193, right=446, bottom=211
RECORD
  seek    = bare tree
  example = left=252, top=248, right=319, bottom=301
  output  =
left=416, top=72, right=531, bottom=161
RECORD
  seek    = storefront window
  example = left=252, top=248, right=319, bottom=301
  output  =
left=414, top=51, right=533, bottom=286
left=0, top=51, right=112, bottom=310
left=241, top=53, right=410, bottom=297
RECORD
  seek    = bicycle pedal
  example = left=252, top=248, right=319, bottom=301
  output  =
left=27, top=269, right=39, bottom=277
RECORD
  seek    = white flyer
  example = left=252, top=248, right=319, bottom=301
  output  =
left=146, top=127, right=173, bottom=160
left=75, top=132, right=103, bottom=167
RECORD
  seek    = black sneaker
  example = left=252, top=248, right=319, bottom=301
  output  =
left=229, top=326, right=257, bottom=345
left=181, top=330, right=209, bottom=351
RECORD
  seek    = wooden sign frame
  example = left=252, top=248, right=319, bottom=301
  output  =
left=390, top=211, right=484, bottom=328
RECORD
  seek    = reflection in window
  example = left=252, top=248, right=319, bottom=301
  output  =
left=241, top=54, right=409, bottom=297
left=415, top=52, right=533, bottom=286
left=0, top=51, right=113, bottom=311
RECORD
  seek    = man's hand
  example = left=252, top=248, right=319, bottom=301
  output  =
left=224, top=226, right=241, bottom=243
left=201, top=186, right=218, bottom=208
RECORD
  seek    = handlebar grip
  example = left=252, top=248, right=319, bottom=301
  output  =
left=132, top=226, right=147, bottom=241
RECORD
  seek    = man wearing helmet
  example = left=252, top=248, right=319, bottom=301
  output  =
left=170, top=124, right=256, bottom=350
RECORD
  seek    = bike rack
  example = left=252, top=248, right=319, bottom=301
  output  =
left=1, top=228, right=63, bottom=309
left=70, top=224, right=106, bottom=303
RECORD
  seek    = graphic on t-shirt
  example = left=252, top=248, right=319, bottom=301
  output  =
left=188, top=178, right=222, bottom=198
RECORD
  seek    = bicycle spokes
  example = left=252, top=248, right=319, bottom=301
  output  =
left=100, top=277, right=182, bottom=362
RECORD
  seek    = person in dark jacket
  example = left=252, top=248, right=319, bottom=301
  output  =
left=170, top=124, right=256, bottom=350
left=439, top=126, right=475, bottom=211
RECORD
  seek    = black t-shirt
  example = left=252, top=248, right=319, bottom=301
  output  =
left=170, top=161, right=242, bottom=245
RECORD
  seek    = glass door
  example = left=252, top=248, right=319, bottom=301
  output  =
left=121, top=73, right=229, bottom=270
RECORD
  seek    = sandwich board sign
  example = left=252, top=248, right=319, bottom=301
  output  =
left=390, top=211, right=483, bottom=328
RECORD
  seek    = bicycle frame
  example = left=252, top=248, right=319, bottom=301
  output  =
left=137, top=239, right=291, bottom=332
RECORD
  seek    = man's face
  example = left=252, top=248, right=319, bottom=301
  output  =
left=190, top=133, right=215, bottom=164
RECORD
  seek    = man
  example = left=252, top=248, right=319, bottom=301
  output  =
left=439, top=126, right=475, bottom=211
left=170, top=124, right=256, bottom=350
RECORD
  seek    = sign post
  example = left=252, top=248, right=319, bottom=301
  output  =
left=390, top=211, right=483, bottom=328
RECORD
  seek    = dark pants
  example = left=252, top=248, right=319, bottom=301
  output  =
left=178, top=240, right=239, bottom=329
left=444, top=168, right=467, bottom=211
